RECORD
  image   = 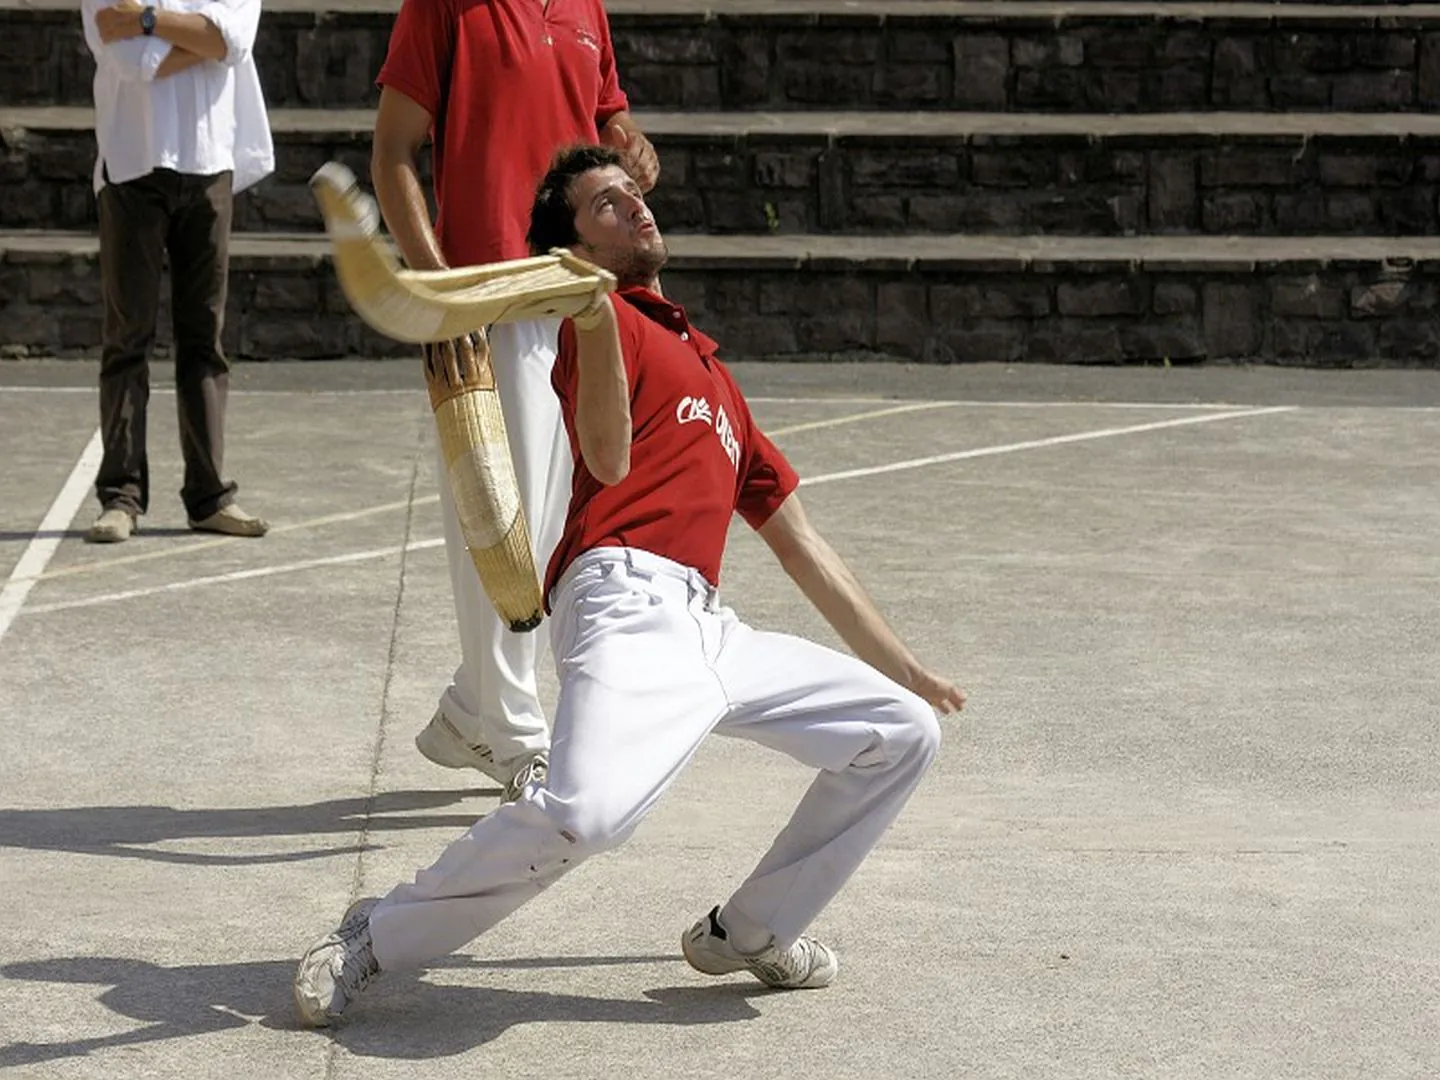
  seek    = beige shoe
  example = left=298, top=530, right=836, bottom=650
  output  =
left=86, top=507, right=137, bottom=544
left=188, top=504, right=270, bottom=537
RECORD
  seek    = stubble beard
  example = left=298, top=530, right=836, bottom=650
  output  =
left=613, top=238, right=669, bottom=289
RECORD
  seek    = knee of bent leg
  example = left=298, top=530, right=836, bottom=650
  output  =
left=534, top=791, right=639, bottom=857
left=894, top=691, right=942, bottom=772
left=854, top=691, right=942, bottom=774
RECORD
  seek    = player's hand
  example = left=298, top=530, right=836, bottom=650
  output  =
left=601, top=124, right=660, bottom=193
left=571, top=293, right=614, bottom=334
left=96, top=0, right=145, bottom=42
left=912, top=670, right=966, bottom=715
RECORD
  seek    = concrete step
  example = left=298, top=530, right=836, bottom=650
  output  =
left=7, top=107, right=1440, bottom=237
left=6, top=0, right=1440, bottom=111
left=5, top=229, right=1437, bottom=366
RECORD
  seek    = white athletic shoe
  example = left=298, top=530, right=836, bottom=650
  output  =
left=293, top=897, right=381, bottom=1027
left=414, top=709, right=510, bottom=786
left=681, top=906, right=838, bottom=989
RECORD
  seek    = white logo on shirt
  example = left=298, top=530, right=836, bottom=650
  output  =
left=674, top=395, right=741, bottom=472
left=714, top=405, right=741, bottom=471
left=676, top=396, right=713, bottom=427
left=575, top=28, right=601, bottom=54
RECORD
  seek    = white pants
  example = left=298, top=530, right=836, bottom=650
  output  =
left=369, top=546, right=942, bottom=969
left=435, top=318, right=570, bottom=765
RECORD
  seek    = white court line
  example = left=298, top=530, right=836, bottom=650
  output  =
left=767, top=401, right=959, bottom=437
left=17, top=494, right=442, bottom=585
left=750, top=396, right=1260, bottom=409
left=22, top=538, right=446, bottom=616
left=0, top=428, right=104, bottom=644
left=801, top=406, right=1297, bottom=486
left=16, top=406, right=1296, bottom=619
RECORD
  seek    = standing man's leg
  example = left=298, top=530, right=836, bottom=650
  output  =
left=90, top=171, right=169, bottom=543
left=169, top=171, right=267, bottom=537
left=417, top=317, right=569, bottom=795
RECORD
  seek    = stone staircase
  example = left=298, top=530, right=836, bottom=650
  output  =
left=3, top=0, right=1439, bottom=364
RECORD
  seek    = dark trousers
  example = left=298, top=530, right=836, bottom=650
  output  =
left=96, top=168, right=238, bottom=520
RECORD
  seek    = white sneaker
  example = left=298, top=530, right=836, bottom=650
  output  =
left=681, top=906, right=838, bottom=989
left=293, top=897, right=381, bottom=1027
left=414, top=709, right=509, bottom=786
left=503, top=753, right=548, bottom=803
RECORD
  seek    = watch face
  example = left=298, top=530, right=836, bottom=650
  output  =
left=140, top=7, right=156, bottom=32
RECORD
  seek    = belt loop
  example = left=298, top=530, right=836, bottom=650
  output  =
left=623, top=548, right=653, bottom=580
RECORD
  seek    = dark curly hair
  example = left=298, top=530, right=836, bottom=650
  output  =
left=526, top=144, right=626, bottom=255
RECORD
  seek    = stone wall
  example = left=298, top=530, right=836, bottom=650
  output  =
left=4, top=246, right=1433, bottom=366
left=7, top=9, right=1440, bottom=112
left=7, top=125, right=1439, bottom=237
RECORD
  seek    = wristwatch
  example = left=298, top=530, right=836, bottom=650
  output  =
left=139, top=6, right=157, bottom=35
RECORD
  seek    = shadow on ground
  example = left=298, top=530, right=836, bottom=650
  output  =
left=0, top=789, right=495, bottom=866
left=0, top=527, right=197, bottom=542
left=0, top=953, right=760, bottom=1066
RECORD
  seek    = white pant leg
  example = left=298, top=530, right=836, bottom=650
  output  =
left=435, top=318, right=570, bottom=765
left=370, top=549, right=726, bottom=969
left=709, top=617, right=942, bottom=951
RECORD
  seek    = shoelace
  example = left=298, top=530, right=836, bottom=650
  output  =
left=333, top=927, right=379, bottom=998
left=746, top=938, right=821, bottom=986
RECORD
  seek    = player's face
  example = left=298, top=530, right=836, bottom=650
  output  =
left=568, top=164, right=668, bottom=287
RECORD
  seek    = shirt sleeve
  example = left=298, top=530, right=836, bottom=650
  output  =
left=591, top=1, right=630, bottom=126
left=376, top=0, right=454, bottom=120
left=81, top=0, right=171, bottom=81
left=723, top=365, right=800, bottom=529
left=553, top=299, right=644, bottom=442
left=195, top=0, right=261, bottom=66
left=552, top=319, right=579, bottom=417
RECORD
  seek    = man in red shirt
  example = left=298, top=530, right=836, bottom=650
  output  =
left=293, top=146, right=965, bottom=1026
left=372, top=0, right=659, bottom=801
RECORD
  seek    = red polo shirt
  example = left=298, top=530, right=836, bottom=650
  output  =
left=377, top=0, right=629, bottom=266
left=545, top=288, right=800, bottom=602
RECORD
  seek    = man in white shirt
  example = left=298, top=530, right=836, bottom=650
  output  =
left=81, top=0, right=275, bottom=542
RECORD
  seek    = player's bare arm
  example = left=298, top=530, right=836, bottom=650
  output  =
left=570, top=297, right=631, bottom=485
left=599, top=112, right=660, bottom=193
left=372, top=86, right=449, bottom=272
left=372, top=86, right=488, bottom=372
left=758, top=493, right=967, bottom=714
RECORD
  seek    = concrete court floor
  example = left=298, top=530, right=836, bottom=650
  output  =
left=0, top=359, right=1436, bottom=1080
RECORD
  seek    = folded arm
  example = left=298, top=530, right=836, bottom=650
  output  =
left=758, top=493, right=966, bottom=713
left=90, top=0, right=258, bottom=66
left=82, top=0, right=172, bottom=82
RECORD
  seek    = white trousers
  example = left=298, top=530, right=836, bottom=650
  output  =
left=369, top=546, right=942, bottom=969
left=434, top=318, right=570, bottom=765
